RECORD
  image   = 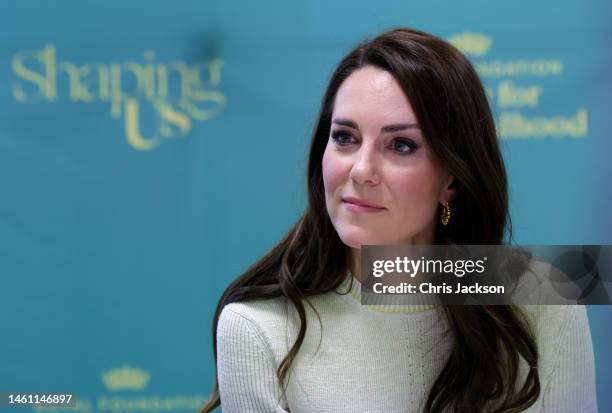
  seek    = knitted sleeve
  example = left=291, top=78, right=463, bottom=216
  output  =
left=216, top=305, right=289, bottom=413
left=541, top=305, right=598, bottom=412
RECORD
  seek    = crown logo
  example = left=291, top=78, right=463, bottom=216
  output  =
left=447, top=32, right=493, bottom=56
left=101, top=366, right=151, bottom=391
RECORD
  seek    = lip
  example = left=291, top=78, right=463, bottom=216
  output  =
left=341, top=196, right=386, bottom=213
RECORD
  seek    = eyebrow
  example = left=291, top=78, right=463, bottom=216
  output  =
left=332, top=118, right=420, bottom=133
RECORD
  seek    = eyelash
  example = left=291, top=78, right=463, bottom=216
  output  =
left=330, top=131, right=418, bottom=154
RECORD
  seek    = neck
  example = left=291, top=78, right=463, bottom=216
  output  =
left=347, top=230, right=438, bottom=283
left=349, top=248, right=362, bottom=282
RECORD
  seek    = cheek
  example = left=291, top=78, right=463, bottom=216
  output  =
left=322, top=147, right=347, bottom=196
left=389, top=167, right=446, bottom=214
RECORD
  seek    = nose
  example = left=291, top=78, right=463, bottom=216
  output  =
left=349, top=144, right=380, bottom=186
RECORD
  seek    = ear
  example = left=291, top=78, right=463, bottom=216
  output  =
left=440, top=174, right=457, bottom=204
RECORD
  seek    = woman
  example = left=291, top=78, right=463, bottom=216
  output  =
left=201, top=28, right=597, bottom=412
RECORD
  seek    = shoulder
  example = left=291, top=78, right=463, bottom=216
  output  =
left=520, top=305, right=588, bottom=339
left=217, top=291, right=346, bottom=359
left=219, top=298, right=289, bottom=334
left=519, top=305, right=592, bottom=375
left=217, top=298, right=292, bottom=362
left=215, top=300, right=292, bottom=411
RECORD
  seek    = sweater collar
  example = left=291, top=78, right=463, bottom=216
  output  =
left=339, top=272, right=438, bottom=314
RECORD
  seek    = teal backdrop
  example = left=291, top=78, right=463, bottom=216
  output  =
left=1, top=1, right=610, bottom=412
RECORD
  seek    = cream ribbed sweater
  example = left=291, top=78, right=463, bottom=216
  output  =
left=216, top=275, right=598, bottom=412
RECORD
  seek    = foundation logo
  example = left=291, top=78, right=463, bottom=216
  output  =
left=101, top=366, right=151, bottom=391
left=11, top=45, right=226, bottom=150
left=446, top=31, right=587, bottom=139
left=31, top=367, right=207, bottom=412
left=447, top=31, right=493, bottom=56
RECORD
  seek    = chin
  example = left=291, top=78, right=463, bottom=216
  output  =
left=335, top=226, right=380, bottom=249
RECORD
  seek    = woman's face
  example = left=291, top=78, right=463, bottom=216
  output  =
left=322, top=65, right=455, bottom=249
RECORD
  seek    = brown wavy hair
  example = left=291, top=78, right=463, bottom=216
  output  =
left=201, top=28, right=540, bottom=413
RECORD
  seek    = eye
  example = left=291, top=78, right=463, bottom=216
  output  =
left=390, top=138, right=418, bottom=154
left=331, top=131, right=356, bottom=146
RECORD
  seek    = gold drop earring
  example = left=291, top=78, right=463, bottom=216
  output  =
left=441, top=201, right=451, bottom=226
